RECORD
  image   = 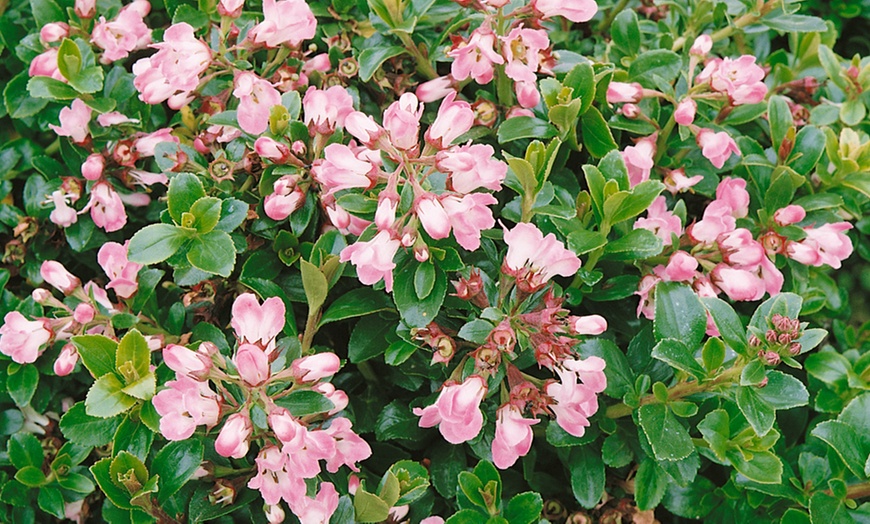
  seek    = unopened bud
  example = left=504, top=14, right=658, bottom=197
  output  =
left=748, top=334, right=761, bottom=347
left=759, top=350, right=780, bottom=366
left=789, top=342, right=801, bottom=355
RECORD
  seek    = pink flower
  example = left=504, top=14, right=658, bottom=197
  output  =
left=312, top=144, right=375, bottom=196
left=634, top=196, right=682, bottom=247
left=607, top=82, right=644, bottom=104
left=0, top=312, right=52, bottom=364
left=50, top=99, right=92, bottom=144
left=426, top=92, right=474, bottom=149
left=345, top=111, right=384, bottom=146
left=501, top=27, right=549, bottom=85
left=414, top=376, right=487, bottom=444
left=40, top=22, right=70, bottom=44
left=48, top=191, right=78, bottom=228
left=215, top=412, right=252, bottom=459
left=152, top=375, right=221, bottom=440
left=570, top=314, right=607, bottom=335
left=546, top=357, right=606, bottom=437
left=383, top=93, right=423, bottom=150
left=774, top=205, right=806, bottom=226
left=323, top=417, right=371, bottom=473
left=491, top=405, right=539, bottom=469
left=73, top=304, right=94, bottom=326
left=787, top=222, right=854, bottom=269
left=231, top=293, right=286, bottom=353
left=718, top=228, right=764, bottom=267
left=663, top=168, right=702, bottom=195
left=248, top=445, right=306, bottom=506
left=449, top=25, right=504, bottom=84
left=515, top=81, right=540, bottom=108
left=417, top=76, right=455, bottom=102
left=312, top=382, right=349, bottom=415
left=288, top=482, right=339, bottom=524
left=269, top=408, right=306, bottom=445
left=663, top=251, right=698, bottom=282
left=81, top=154, right=105, bottom=181
left=233, top=72, right=282, bottom=135
left=700, top=55, right=768, bottom=105
left=91, top=0, right=152, bottom=63
left=41, top=261, right=80, bottom=295
left=442, top=193, right=497, bottom=251
left=715, top=177, right=750, bottom=218
left=303, top=86, right=355, bottom=135
left=163, top=344, right=212, bottom=379
left=132, top=23, right=212, bottom=109
left=339, top=231, right=401, bottom=292
left=264, top=184, right=305, bottom=222
left=97, top=112, right=138, bottom=126
left=533, top=0, right=598, bottom=22
left=265, top=505, right=285, bottom=524
left=688, top=200, right=736, bottom=244
left=697, top=129, right=740, bottom=169
left=29, top=49, right=65, bottom=81
left=218, top=0, right=245, bottom=17
left=674, top=98, right=697, bottom=125
left=248, top=0, right=317, bottom=48
left=417, top=195, right=451, bottom=240
left=622, top=136, right=656, bottom=187
left=690, top=35, right=713, bottom=57
left=711, top=264, right=765, bottom=301
left=438, top=144, right=507, bottom=194
left=503, top=222, right=581, bottom=291
left=75, top=0, right=96, bottom=18
left=87, top=182, right=127, bottom=232
left=291, top=353, right=341, bottom=383
left=636, top=274, right=660, bottom=319
left=54, top=344, right=78, bottom=376
left=98, top=241, right=142, bottom=298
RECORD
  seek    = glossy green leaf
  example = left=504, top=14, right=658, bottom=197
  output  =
left=187, top=230, right=235, bottom=277
left=152, top=439, right=204, bottom=504
left=358, top=46, right=406, bottom=82
left=7, top=364, right=38, bottom=407
left=638, top=403, right=694, bottom=461
left=654, top=282, right=707, bottom=350
left=85, top=374, right=136, bottom=419
left=127, top=224, right=188, bottom=265
left=71, top=334, right=117, bottom=378
left=569, top=445, right=605, bottom=508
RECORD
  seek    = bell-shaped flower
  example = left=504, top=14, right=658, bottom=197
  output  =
left=413, top=375, right=487, bottom=444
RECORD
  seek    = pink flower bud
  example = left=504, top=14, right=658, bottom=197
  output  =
left=515, top=81, right=540, bottom=109
left=570, top=315, right=607, bottom=335
left=606, top=82, right=644, bottom=104
left=345, top=111, right=384, bottom=146
left=619, top=103, right=641, bottom=118
left=690, top=35, right=713, bottom=57
left=215, top=412, right=252, bottom=459
left=54, top=344, right=79, bottom=376
left=375, top=195, right=398, bottom=231
left=383, top=93, right=423, bottom=150
left=235, top=344, right=270, bottom=386
left=75, top=0, right=96, bottom=18
left=291, top=353, right=341, bottom=383
left=81, top=154, right=105, bottom=181
left=674, top=99, right=697, bottom=126
left=218, top=0, right=244, bottom=17
left=73, top=303, right=95, bottom=324
left=347, top=474, right=360, bottom=495
left=264, top=505, right=285, bottom=524
left=40, top=23, right=70, bottom=43
left=663, top=251, right=699, bottom=282
left=774, top=205, right=806, bottom=226
left=164, top=344, right=212, bottom=379
left=41, top=261, right=80, bottom=295
left=416, top=76, right=455, bottom=103
left=760, top=350, right=780, bottom=366
left=32, top=288, right=52, bottom=304
left=416, top=195, right=451, bottom=240
left=254, top=137, right=291, bottom=163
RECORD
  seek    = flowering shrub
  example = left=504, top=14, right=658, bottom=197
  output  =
left=0, top=0, right=869, bottom=522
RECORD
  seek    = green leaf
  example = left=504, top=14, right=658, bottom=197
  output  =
left=569, top=445, right=605, bottom=508
left=27, top=76, right=78, bottom=100
left=86, top=374, right=137, bottom=419
left=651, top=338, right=707, bottom=379
left=601, top=228, right=663, bottom=261
left=701, top=297, right=749, bottom=355
left=611, top=9, right=640, bottom=55
left=189, top=196, right=221, bottom=233
left=358, top=46, right=406, bottom=82
left=458, top=471, right=487, bottom=509
left=273, top=390, right=334, bottom=417
left=811, top=420, right=868, bottom=478
left=604, top=181, right=665, bottom=225
left=628, top=49, right=682, bottom=86
left=388, top=460, right=430, bottom=505
left=37, top=486, right=64, bottom=518
left=91, top=458, right=133, bottom=510
left=764, top=171, right=797, bottom=214
left=15, top=466, right=46, bottom=487
left=638, top=403, right=694, bottom=461
left=121, top=374, right=156, bottom=401
left=56, top=39, right=82, bottom=81
left=768, top=95, right=793, bottom=157
left=504, top=492, right=543, bottom=524
left=447, top=509, right=490, bottom=524
left=375, top=400, right=428, bottom=442
left=172, top=4, right=210, bottom=29
left=7, top=364, right=38, bottom=407
left=662, top=475, right=718, bottom=519
left=348, top=315, right=394, bottom=363
left=635, top=459, right=668, bottom=511
left=580, top=107, right=618, bottom=158
left=4, top=72, right=49, bottom=119
left=300, top=259, right=329, bottom=313
left=762, top=14, right=828, bottom=33
left=727, top=449, right=783, bottom=484
left=702, top=338, right=726, bottom=373
left=8, top=432, right=44, bottom=469
left=497, top=116, right=558, bottom=143
left=562, top=61, right=595, bottom=114
left=71, top=334, right=118, bottom=378
left=189, top=485, right=258, bottom=523
left=599, top=150, right=630, bottom=190
left=59, top=402, right=120, bottom=447
left=756, top=371, right=809, bottom=410
left=116, top=329, right=150, bottom=381
left=736, top=385, right=775, bottom=436
left=215, top=197, right=248, bottom=232
left=379, top=472, right=401, bottom=507
left=749, top=293, right=802, bottom=332
left=567, top=230, right=607, bottom=255
left=576, top=338, right=634, bottom=399
left=654, top=282, right=707, bottom=350
left=57, top=473, right=95, bottom=494
left=151, top=439, right=204, bottom=504
left=167, top=173, right=206, bottom=224
left=109, top=451, right=149, bottom=491
left=31, top=0, right=65, bottom=27
left=393, top=260, right=447, bottom=328
left=546, top=420, right=597, bottom=447
left=353, top=490, right=391, bottom=523
left=319, top=288, right=395, bottom=326
left=127, top=224, right=188, bottom=265
left=414, top=262, right=436, bottom=300
left=809, top=492, right=854, bottom=524
left=187, top=230, right=235, bottom=277
left=112, top=416, right=153, bottom=461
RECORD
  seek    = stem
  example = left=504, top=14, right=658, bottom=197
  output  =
left=654, top=114, right=676, bottom=164
left=597, top=0, right=632, bottom=34
left=262, top=46, right=292, bottom=79
left=823, top=481, right=870, bottom=501
left=397, top=33, right=438, bottom=80
left=300, top=307, right=322, bottom=354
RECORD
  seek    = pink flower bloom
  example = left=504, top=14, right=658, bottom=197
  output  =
left=416, top=76, right=455, bottom=103
left=264, top=176, right=305, bottom=221
left=449, top=25, right=504, bottom=84
left=515, top=81, right=540, bottom=108
left=787, top=222, right=854, bottom=269
left=48, top=191, right=78, bottom=228
left=503, top=222, right=581, bottom=290
left=622, top=136, right=656, bottom=187
left=73, top=303, right=95, bottom=324
left=674, top=98, right=697, bottom=125
left=218, top=0, right=244, bottom=17
left=491, top=405, right=539, bottom=469
left=383, top=93, right=423, bottom=150
left=325, top=201, right=371, bottom=236
left=312, top=382, right=349, bottom=415
left=718, top=228, right=764, bottom=267
left=164, top=343, right=212, bottom=379
left=248, top=0, right=317, bottom=48
left=98, top=241, right=142, bottom=298
left=288, top=482, right=339, bottom=524
left=91, top=0, right=152, bottom=63
left=303, top=86, right=355, bottom=135
left=231, top=293, right=285, bottom=353
left=323, top=417, right=371, bottom=473
left=533, top=0, right=598, bottom=22
left=702, top=55, right=768, bottom=105
left=634, top=196, right=682, bottom=247
left=54, top=344, right=78, bottom=376
left=152, top=375, right=221, bottom=440
left=438, top=144, right=507, bottom=194
left=29, top=49, right=65, bottom=81
left=291, top=353, right=341, bottom=383
left=97, top=112, right=139, bottom=126
left=339, top=231, right=401, bottom=292
left=87, top=182, right=127, bottom=232
left=75, top=0, right=96, bottom=18
left=417, top=195, right=451, bottom=240
left=81, top=154, right=104, bottom=181
left=40, top=22, right=70, bottom=43
left=774, top=205, right=806, bottom=226
left=248, top=445, right=306, bottom=506
left=546, top=357, right=606, bottom=437
left=663, top=251, right=698, bottom=282
left=688, top=200, right=736, bottom=244
left=41, top=261, right=80, bottom=295
left=760, top=255, right=783, bottom=296
left=132, top=23, right=212, bottom=109
left=414, top=376, right=487, bottom=444
left=607, top=82, right=644, bottom=104
left=711, top=264, right=765, bottom=301
left=426, top=92, right=474, bottom=149
left=0, top=312, right=52, bottom=364
left=636, top=274, right=660, bottom=319
left=442, top=193, right=497, bottom=251
left=345, top=111, right=384, bottom=147
left=501, top=27, right=549, bottom=85
left=690, top=35, right=713, bottom=57
left=215, top=412, right=253, bottom=459
left=50, top=99, right=92, bottom=144
left=570, top=314, right=607, bottom=335
left=697, top=129, right=740, bottom=169
left=663, top=168, right=703, bottom=195
left=715, top=177, right=750, bottom=218
left=312, top=144, right=375, bottom=196
left=233, top=72, right=282, bottom=135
